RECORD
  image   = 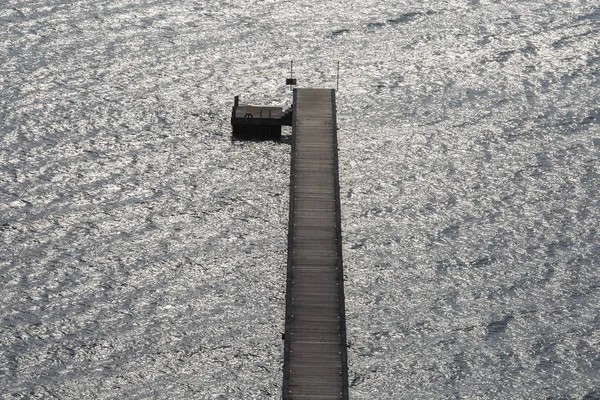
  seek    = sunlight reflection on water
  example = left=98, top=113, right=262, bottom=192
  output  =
left=1, top=0, right=599, bottom=398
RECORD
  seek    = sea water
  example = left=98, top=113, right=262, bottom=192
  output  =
left=1, top=1, right=599, bottom=398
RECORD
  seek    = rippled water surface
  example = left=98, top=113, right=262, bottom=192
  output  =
left=1, top=1, right=599, bottom=399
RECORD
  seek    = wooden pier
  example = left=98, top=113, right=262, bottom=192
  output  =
left=283, top=88, right=349, bottom=399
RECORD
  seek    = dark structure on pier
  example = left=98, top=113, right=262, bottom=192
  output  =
left=231, top=87, right=348, bottom=399
left=231, top=95, right=292, bottom=140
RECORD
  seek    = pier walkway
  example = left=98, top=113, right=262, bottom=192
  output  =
left=283, top=88, right=349, bottom=399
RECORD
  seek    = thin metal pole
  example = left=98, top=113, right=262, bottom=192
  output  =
left=336, top=61, right=340, bottom=91
left=290, top=60, right=294, bottom=93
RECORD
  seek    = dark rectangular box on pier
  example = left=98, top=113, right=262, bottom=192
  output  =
left=231, top=96, right=292, bottom=140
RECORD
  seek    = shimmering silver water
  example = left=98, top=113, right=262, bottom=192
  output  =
left=1, top=1, right=599, bottom=399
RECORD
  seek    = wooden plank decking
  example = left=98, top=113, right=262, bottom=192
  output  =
left=283, top=89, right=349, bottom=400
